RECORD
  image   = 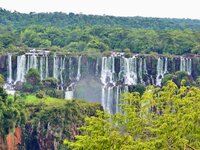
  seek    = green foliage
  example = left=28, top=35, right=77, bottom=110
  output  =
left=42, top=77, right=58, bottom=89
left=161, top=71, right=192, bottom=87
left=130, top=84, right=146, bottom=95
left=65, top=81, right=200, bottom=150
left=0, top=74, right=5, bottom=87
left=1, top=8, right=200, bottom=54
left=36, top=90, right=45, bottom=99
left=41, top=77, right=61, bottom=98
left=16, top=94, right=101, bottom=148
left=23, top=68, right=41, bottom=93
left=173, top=71, right=192, bottom=86
left=0, top=87, right=26, bottom=138
left=191, top=44, right=200, bottom=54
left=161, top=73, right=174, bottom=85
left=54, top=90, right=64, bottom=99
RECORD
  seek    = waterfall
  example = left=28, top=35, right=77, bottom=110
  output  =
left=164, top=57, right=168, bottom=73
left=15, top=55, right=26, bottom=83
left=40, top=56, right=44, bottom=80
left=156, top=57, right=168, bottom=86
left=100, top=56, right=115, bottom=85
left=53, top=54, right=59, bottom=80
left=143, top=58, right=148, bottom=74
left=60, top=57, right=65, bottom=87
left=7, top=54, right=12, bottom=84
left=95, top=57, right=99, bottom=76
left=107, top=86, right=113, bottom=114
left=45, top=55, right=49, bottom=78
left=101, top=85, right=114, bottom=114
left=123, top=56, right=137, bottom=85
left=7, top=51, right=197, bottom=114
left=27, top=55, right=30, bottom=73
left=33, top=54, right=37, bottom=69
left=69, top=58, right=73, bottom=80
left=101, top=86, right=106, bottom=110
left=180, top=57, right=192, bottom=75
left=27, top=54, right=38, bottom=72
left=138, top=58, right=145, bottom=84
left=115, top=86, right=120, bottom=113
left=138, top=57, right=148, bottom=85
left=76, top=56, right=82, bottom=81
left=101, top=55, right=116, bottom=113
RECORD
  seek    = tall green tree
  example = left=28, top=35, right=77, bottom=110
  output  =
left=0, top=87, right=26, bottom=138
left=65, top=81, right=200, bottom=150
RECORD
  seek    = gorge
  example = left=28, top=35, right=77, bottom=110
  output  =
left=1, top=50, right=199, bottom=114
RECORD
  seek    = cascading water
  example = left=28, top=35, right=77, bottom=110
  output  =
left=156, top=57, right=168, bottom=86
left=76, top=56, right=82, bottom=81
left=101, top=56, right=115, bottom=85
left=60, top=57, right=65, bottom=89
left=5, top=50, right=197, bottom=114
left=180, top=57, right=192, bottom=75
left=15, top=55, right=26, bottom=83
left=39, top=54, right=49, bottom=80
left=95, top=57, right=99, bottom=76
left=100, top=55, right=116, bottom=113
left=45, top=55, right=49, bottom=78
left=69, top=58, right=73, bottom=81
left=27, top=54, right=38, bottom=71
left=7, top=54, right=12, bottom=84
left=123, top=56, right=137, bottom=85
left=40, top=56, right=44, bottom=80
left=53, top=54, right=59, bottom=80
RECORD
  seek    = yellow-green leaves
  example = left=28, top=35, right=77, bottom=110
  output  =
left=65, top=81, right=200, bottom=150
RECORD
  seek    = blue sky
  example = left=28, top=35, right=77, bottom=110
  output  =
left=0, top=0, right=200, bottom=19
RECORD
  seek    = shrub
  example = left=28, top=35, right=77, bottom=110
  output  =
left=36, top=90, right=45, bottom=99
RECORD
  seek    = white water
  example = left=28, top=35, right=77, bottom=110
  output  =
left=180, top=57, right=192, bottom=75
left=69, top=58, right=73, bottom=80
left=156, top=57, right=168, bottom=86
left=40, top=56, right=44, bottom=80
left=76, top=56, right=82, bottom=81
left=53, top=54, right=59, bottom=80
left=123, top=56, right=137, bottom=85
left=143, top=58, right=148, bottom=75
left=60, top=57, right=65, bottom=87
left=7, top=52, right=196, bottom=114
left=15, top=55, right=26, bottom=83
left=101, top=56, right=115, bottom=85
left=95, top=57, right=99, bottom=76
left=7, top=54, right=12, bottom=83
left=45, top=55, right=49, bottom=78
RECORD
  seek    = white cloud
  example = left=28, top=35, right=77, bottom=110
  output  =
left=0, top=0, right=199, bottom=19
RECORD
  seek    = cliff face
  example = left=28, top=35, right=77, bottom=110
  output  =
left=3, top=53, right=200, bottom=86
left=0, top=127, right=21, bottom=150
left=0, top=55, right=7, bottom=77
left=0, top=100, right=100, bottom=150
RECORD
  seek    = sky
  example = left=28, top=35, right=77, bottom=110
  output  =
left=0, top=0, right=200, bottom=19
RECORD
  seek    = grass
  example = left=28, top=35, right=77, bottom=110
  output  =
left=18, top=95, right=69, bottom=110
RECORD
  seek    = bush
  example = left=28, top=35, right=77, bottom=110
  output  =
left=162, top=74, right=174, bottom=86
left=42, top=77, right=58, bottom=89
left=22, top=68, right=41, bottom=93
left=54, top=90, right=64, bottom=99
left=129, top=84, right=146, bottom=95
left=36, top=90, right=45, bottom=99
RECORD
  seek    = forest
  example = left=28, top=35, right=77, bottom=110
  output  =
left=1, top=8, right=200, bottom=55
